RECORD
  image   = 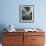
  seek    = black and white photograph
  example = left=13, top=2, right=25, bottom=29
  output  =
left=19, top=5, right=34, bottom=23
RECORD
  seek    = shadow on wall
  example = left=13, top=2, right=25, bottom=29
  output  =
left=0, top=24, right=7, bottom=43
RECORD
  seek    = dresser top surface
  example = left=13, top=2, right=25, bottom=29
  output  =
left=3, top=29, right=45, bottom=33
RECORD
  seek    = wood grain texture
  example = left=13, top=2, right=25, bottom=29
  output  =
left=2, top=30, right=45, bottom=46
left=24, top=32, right=45, bottom=46
left=2, top=32, right=23, bottom=46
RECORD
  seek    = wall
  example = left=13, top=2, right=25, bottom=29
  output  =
left=0, top=0, right=46, bottom=43
left=0, top=0, right=46, bottom=29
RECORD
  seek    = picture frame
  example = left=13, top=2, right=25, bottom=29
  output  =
left=19, top=5, right=34, bottom=23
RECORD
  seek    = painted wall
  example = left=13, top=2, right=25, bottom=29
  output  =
left=0, top=0, right=46, bottom=29
left=0, top=0, right=46, bottom=43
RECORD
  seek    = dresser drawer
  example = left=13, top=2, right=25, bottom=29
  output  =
left=24, top=32, right=44, bottom=36
left=3, top=36, right=23, bottom=46
left=32, top=44, right=44, bottom=46
left=3, top=42, right=23, bottom=46
left=3, top=32, right=23, bottom=36
left=32, top=36, right=45, bottom=44
left=3, top=35, right=23, bottom=44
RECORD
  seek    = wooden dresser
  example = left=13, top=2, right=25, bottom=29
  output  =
left=2, top=29, right=45, bottom=46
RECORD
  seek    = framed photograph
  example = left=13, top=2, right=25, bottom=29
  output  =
left=19, top=5, right=34, bottom=23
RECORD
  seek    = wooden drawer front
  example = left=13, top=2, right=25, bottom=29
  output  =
left=32, top=36, right=45, bottom=44
left=24, top=36, right=32, bottom=46
left=24, top=32, right=44, bottom=36
left=3, top=43, right=23, bottom=46
left=24, top=36, right=44, bottom=46
left=3, top=32, right=23, bottom=36
left=3, top=36, right=12, bottom=44
left=32, top=44, right=44, bottom=46
left=3, top=36, right=23, bottom=46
